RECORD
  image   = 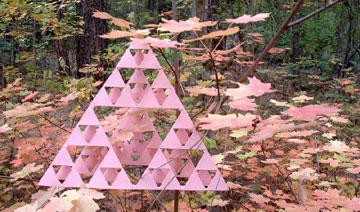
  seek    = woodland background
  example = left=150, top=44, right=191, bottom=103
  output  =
left=1, top=0, right=360, bottom=211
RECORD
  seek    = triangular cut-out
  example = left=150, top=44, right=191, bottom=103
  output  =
left=106, top=87, right=122, bottom=104
left=134, top=50, right=144, bottom=65
left=151, top=69, right=173, bottom=88
left=104, top=69, right=125, bottom=88
left=153, top=88, right=168, bottom=105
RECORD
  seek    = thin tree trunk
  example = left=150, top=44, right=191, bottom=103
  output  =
left=337, top=3, right=346, bottom=54
left=76, top=0, right=107, bottom=76
left=172, top=0, right=182, bottom=97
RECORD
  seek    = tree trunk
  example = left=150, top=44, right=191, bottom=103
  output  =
left=337, top=3, right=346, bottom=54
left=55, top=39, right=71, bottom=76
left=76, top=0, right=107, bottom=76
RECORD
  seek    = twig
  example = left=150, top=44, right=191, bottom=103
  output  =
left=287, top=0, right=346, bottom=28
left=261, top=144, right=298, bottom=203
left=39, top=114, right=71, bottom=134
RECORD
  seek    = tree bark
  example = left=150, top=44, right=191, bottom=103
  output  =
left=337, top=2, right=346, bottom=54
left=76, top=0, right=107, bottom=76
left=55, top=39, right=71, bottom=76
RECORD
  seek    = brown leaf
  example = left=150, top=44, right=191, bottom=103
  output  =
left=99, top=30, right=136, bottom=39
left=183, top=27, right=239, bottom=43
left=93, top=11, right=130, bottom=29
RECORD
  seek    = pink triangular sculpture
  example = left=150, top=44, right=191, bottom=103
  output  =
left=104, top=70, right=125, bottom=88
left=173, top=111, right=194, bottom=129
left=91, top=87, right=113, bottom=107
left=39, top=41, right=227, bottom=192
left=151, top=69, right=173, bottom=88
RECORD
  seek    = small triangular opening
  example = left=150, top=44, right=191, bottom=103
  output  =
left=104, top=87, right=123, bottom=104
left=100, top=168, right=121, bottom=186
left=53, top=165, right=71, bottom=183
left=197, top=170, right=216, bottom=188
left=152, top=88, right=170, bottom=105
left=188, top=150, right=204, bottom=167
left=124, top=165, right=146, bottom=185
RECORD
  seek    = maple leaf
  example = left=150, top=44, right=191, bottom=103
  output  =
left=249, top=193, right=271, bottom=204
left=0, top=124, right=12, bottom=133
left=198, top=113, right=256, bottom=130
left=211, top=199, right=229, bottom=207
left=346, top=167, right=360, bottom=174
left=261, top=159, right=279, bottom=164
left=290, top=168, right=317, bottom=181
left=93, top=11, right=130, bottom=29
left=282, top=104, right=340, bottom=121
left=225, top=77, right=275, bottom=100
left=323, top=140, right=351, bottom=153
left=60, top=92, right=79, bottom=102
left=322, top=132, right=336, bottom=139
left=228, top=97, right=258, bottom=111
left=225, top=13, right=270, bottom=24
left=185, top=86, right=218, bottom=96
left=292, top=95, right=313, bottom=103
left=130, top=37, right=180, bottom=48
left=21, top=91, right=38, bottom=102
left=330, top=116, right=349, bottom=123
left=99, top=30, right=149, bottom=39
left=158, top=17, right=217, bottom=33
left=183, top=27, right=240, bottom=43
left=319, top=158, right=341, bottom=168
left=268, top=47, right=290, bottom=54
left=10, top=163, right=43, bottom=181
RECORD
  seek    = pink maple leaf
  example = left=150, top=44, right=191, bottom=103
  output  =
left=249, top=193, right=271, bottom=204
left=282, top=104, right=340, bottom=121
left=0, top=124, right=11, bottom=133
left=226, top=13, right=270, bottom=24
left=225, top=77, right=275, bottom=99
left=261, top=159, right=278, bottom=164
left=319, top=158, right=341, bottom=168
left=228, top=97, right=258, bottom=111
left=21, top=91, right=38, bottom=102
